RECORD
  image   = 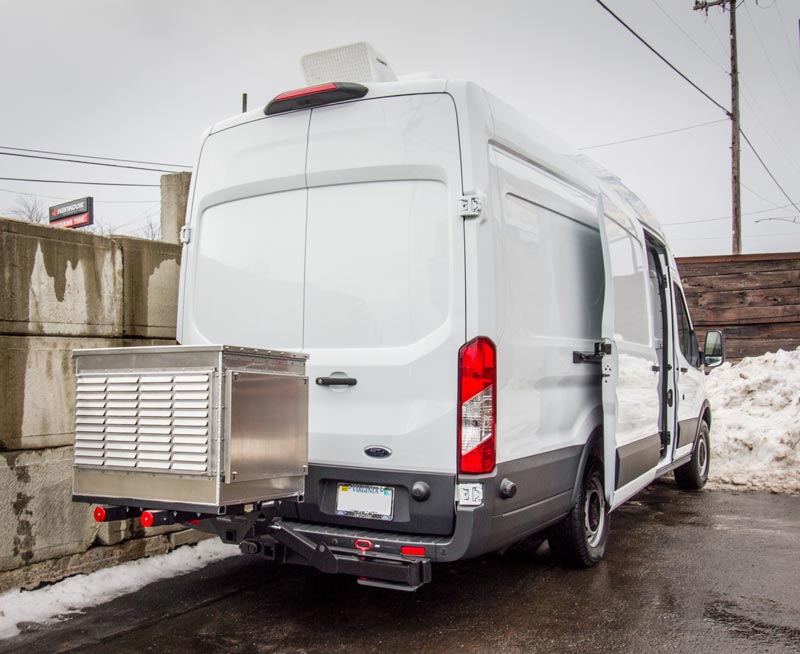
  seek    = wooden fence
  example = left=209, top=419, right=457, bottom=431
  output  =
left=676, top=252, right=800, bottom=361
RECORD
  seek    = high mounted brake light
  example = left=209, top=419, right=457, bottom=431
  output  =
left=264, top=82, right=368, bottom=115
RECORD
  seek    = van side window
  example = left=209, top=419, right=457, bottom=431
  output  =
left=606, top=217, right=650, bottom=346
left=673, top=284, right=700, bottom=367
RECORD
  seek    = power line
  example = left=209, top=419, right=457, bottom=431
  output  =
left=740, top=128, right=800, bottom=216
left=0, top=187, right=158, bottom=204
left=742, top=1, right=800, bottom=131
left=773, top=1, right=800, bottom=75
left=0, top=150, right=179, bottom=173
left=663, top=201, right=799, bottom=225
left=0, top=176, right=159, bottom=187
left=0, top=145, right=191, bottom=169
left=649, top=0, right=729, bottom=74
left=671, top=229, right=800, bottom=241
left=740, top=181, right=783, bottom=208
left=594, top=0, right=731, bottom=116
left=599, top=0, right=798, bottom=251
left=704, top=11, right=799, bottom=174
left=579, top=118, right=726, bottom=150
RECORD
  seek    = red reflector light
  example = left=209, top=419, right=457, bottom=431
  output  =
left=401, top=546, right=426, bottom=557
left=187, top=519, right=200, bottom=525
left=458, top=336, right=497, bottom=474
left=140, top=511, right=154, bottom=528
left=93, top=506, right=107, bottom=523
left=274, top=82, right=338, bottom=102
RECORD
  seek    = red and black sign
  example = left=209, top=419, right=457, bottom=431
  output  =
left=49, top=197, right=94, bottom=228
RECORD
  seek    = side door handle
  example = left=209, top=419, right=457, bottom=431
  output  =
left=680, top=367, right=688, bottom=374
left=316, top=376, right=357, bottom=387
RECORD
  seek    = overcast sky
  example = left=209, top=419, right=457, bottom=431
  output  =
left=1, top=0, right=798, bottom=256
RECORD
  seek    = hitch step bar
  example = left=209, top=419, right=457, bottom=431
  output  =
left=241, top=518, right=433, bottom=590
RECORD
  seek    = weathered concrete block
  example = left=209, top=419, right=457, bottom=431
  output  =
left=115, top=236, right=181, bottom=339
left=169, top=528, right=213, bottom=549
left=0, top=218, right=123, bottom=337
left=160, top=172, right=191, bottom=245
left=94, top=518, right=185, bottom=546
left=0, top=336, right=172, bottom=451
left=0, top=447, right=99, bottom=573
left=0, top=532, right=174, bottom=593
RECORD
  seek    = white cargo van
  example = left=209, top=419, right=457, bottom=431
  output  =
left=74, top=71, right=725, bottom=590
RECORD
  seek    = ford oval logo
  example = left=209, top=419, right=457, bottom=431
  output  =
left=364, top=446, right=392, bottom=459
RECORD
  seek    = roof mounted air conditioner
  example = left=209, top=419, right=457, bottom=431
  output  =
left=301, top=42, right=397, bottom=84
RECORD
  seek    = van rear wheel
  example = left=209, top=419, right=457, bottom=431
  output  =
left=548, top=460, right=608, bottom=568
left=674, top=420, right=710, bottom=490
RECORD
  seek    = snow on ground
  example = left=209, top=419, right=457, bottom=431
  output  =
left=0, top=538, right=238, bottom=640
left=705, top=347, right=800, bottom=494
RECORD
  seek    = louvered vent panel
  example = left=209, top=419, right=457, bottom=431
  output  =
left=74, top=372, right=212, bottom=475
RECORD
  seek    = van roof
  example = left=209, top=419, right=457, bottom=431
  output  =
left=207, top=78, right=665, bottom=241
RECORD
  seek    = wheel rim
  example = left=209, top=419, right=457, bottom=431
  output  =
left=697, top=435, right=708, bottom=477
left=584, top=477, right=606, bottom=548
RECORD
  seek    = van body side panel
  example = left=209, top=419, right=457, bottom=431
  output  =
left=302, top=94, right=465, bottom=483
left=453, top=146, right=604, bottom=541
left=490, top=148, right=602, bottom=485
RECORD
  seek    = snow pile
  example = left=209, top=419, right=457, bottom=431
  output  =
left=0, top=538, right=237, bottom=640
left=705, top=347, right=800, bottom=494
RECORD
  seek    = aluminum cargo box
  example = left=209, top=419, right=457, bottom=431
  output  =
left=72, top=345, right=308, bottom=514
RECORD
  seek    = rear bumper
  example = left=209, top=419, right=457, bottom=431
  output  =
left=277, top=502, right=489, bottom=563
left=235, top=506, right=488, bottom=591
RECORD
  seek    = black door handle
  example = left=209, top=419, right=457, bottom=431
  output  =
left=651, top=364, right=661, bottom=372
left=680, top=367, right=688, bottom=373
left=316, top=376, right=357, bottom=387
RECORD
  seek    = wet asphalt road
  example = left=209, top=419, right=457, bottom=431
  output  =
left=2, top=482, right=799, bottom=654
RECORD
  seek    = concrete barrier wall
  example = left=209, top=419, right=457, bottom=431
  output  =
left=0, top=215, right=201, bottom=592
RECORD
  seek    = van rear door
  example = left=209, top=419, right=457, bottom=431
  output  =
left=179, top=110, right=311, bottom=350
left=303, top=93, right=465, bottom=476
left=597, top=194, right=662, bottom=508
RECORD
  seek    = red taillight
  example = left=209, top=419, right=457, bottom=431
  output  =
left=458, top=337, right=496, bottom=474
left=140, top=511, right=154, bottom=528
left=401, top=546, right=426, bottom=557
left=273, top=82, right=338, bottom=101
left=265, top=82, right=368, bottom=116
left=93, top=506, right=107, bottom=523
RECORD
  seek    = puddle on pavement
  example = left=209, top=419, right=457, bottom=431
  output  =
left=705, top=598, right=800, bottom=648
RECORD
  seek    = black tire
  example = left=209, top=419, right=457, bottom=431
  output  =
left=674, top=420, right=710, bottom=490
left=547, top=459, right=609, bottom=568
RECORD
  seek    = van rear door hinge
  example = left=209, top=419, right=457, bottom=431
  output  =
left=459, top=195, right=482, bottom=218
left=572, top=341, right=611, bottom=365
left=179, top=225, right=192, bottom=244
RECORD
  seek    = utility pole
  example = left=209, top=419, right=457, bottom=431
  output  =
left=694, top=0, right=741, bottom=255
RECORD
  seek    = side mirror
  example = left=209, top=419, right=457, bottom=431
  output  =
left=703, top=331, right=724, bottom=368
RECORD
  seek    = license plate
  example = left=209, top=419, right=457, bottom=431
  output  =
left=336, top=483, right=394, bottom=521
